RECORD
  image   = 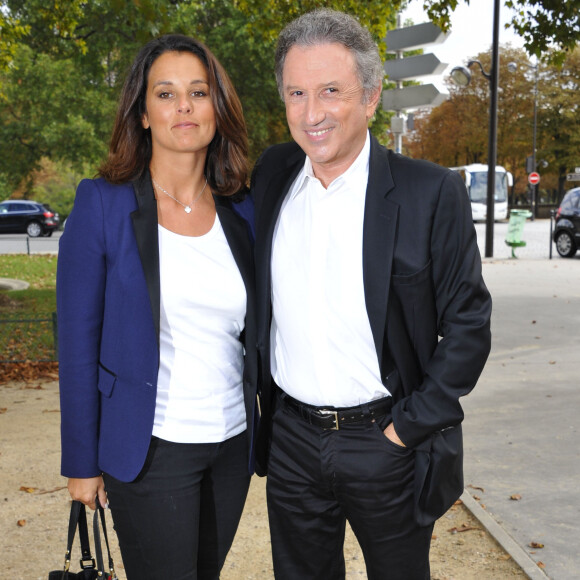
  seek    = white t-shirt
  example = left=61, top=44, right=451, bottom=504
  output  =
left=152, top=216, right=247, bottom=443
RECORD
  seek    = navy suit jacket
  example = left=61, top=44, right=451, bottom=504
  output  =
left=57, top=171, right=257, bottom=482
left=252, top=135, right=492, bottom=479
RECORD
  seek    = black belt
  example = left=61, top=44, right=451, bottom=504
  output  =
left=280, top=392, right=392, bottom=430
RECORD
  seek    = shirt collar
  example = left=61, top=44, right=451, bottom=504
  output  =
left=289, top=130, right=371, bottom=200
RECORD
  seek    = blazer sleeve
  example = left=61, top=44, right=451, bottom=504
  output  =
left=57, top=179, right=107, bottom=478
left=391, top=169, right=492, bottom=448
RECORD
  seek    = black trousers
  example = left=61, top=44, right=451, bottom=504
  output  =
left=103, top=432, right=250, bottom=580
left=266, top=397, right=433, bottom=580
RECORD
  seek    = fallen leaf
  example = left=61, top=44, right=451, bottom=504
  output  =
left=549, top=361, right=556, bottom=365
left=0, top=362, right=59, bottom=385
left=537, top=562, right=546, bottom=569
left=17, top=519, right=26, bottom=527
left=37, top=486, right=67, bottom=495
left=473, top=494, right=480, bottom=501
left=19, top=486, right=36, bottom=493
left=468, top=484, right=485, bottom=492
left=42, top=409, right=60, bottom=413
left=431, top=534, right=438, bottom=541
left=448, top=525, right=480, bottom=533
left=532, top=320, right=536, bottom=324
left=510, top=494, right=522, bottom=500
left=453, top=499, right=463, bottom=506
left=499, top=554, right=512, bottom=561
left=0, top=408, right=7, bottom=414
left=529, top=542, right=544, bottom=549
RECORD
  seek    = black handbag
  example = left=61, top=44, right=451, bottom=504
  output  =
left=413, top=424, right=464, bottom=527
left=49, top=498, right=117, bottom=580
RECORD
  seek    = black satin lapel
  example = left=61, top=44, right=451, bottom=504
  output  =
left=363, top=139, right=398, bottom=375
left=255, top=163, right=302, bottom=325
left=131, top=171, right=160, bottom=345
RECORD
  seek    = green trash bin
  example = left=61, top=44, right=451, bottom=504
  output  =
left=505, top=210, right=532, bottom=258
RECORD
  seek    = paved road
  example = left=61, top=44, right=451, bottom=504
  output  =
left=474, top=218, right=559, bottom=261
left=467, top=220, right=579, bottom=579
left=0, top=232, right=62, bottom=255
left=0, top=218, right=561, bottom=260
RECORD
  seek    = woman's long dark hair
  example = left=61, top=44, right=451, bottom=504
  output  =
left=99, top=35, right=248, bottom=196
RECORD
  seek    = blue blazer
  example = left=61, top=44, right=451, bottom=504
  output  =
left=57, top=171, right=257, bottom=482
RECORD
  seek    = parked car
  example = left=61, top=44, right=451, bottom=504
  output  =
left=0, top=200, right=60, bottom=237
left=553, top=187, right=580, bottom=258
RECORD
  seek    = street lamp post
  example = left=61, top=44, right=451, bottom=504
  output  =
left=531, top=63, right=538, bottom=219
left=450, top=0, right=500, bottom=258
left=508, top=60, right=540, bottom=219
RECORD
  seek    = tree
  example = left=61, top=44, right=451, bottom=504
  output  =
left=1, top=0, right=578, bottom=201
left=0, top=0, right=403, bottom=197
left=539, top=47, right=580, bottom=199
left=423, top=0, right=580, bottom=64
left=404, top=45, right=580, bottom=202
left=0, top=45, right=114, bottom=191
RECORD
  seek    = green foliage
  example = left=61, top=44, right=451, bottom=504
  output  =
left=29, top=159, right=86, bottom=219
left=179, top=0, right=290, bottom=163
left=538, top=47, right=580, bottom=192
left=0, top=44, right=114, bottom=191
left=423, top=0, right=580, bottom=64
left=0, top=0, right=577, bottom=193
left=236, top=0, right=402, bottom=47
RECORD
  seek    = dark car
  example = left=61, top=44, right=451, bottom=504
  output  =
left=0, top=200, right=60, bottom=237
left=553, top=187, right=580, bottom=258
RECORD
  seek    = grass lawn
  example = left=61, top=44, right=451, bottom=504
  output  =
left=0, top=255, right=57, bottom=362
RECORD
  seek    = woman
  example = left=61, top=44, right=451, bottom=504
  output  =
left=57, top=34, right=257, bottom=579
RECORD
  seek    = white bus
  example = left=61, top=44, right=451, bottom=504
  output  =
left=450, top=164, right=512, bottom=221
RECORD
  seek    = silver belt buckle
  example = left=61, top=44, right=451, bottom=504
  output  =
left=319, top=409, right=339, bottom=430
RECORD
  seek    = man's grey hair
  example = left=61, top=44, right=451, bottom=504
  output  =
left=275, top=9, right=383, bottom=103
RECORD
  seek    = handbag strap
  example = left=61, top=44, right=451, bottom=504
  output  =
left=62, top=501, right=95, bottom=576
left=93, top=497, right=117, bottom=580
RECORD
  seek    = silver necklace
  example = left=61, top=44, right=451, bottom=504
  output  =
left=152, top=177, right=208, bottom=214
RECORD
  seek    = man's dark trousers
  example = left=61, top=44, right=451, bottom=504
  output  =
left=266, top=394, right=434, bottom=580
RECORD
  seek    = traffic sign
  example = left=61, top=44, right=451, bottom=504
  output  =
left=385, top=53, right=447, bottom=81
left=385, top=23, right=449, bottom=52
left=528, top=172, right=540, bottom=185
left=382, top=84, right=447, bottom=111
left=382, top=22, right=449, bottom=114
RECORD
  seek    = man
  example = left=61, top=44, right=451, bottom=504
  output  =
left=253, top=9, right=492, bottom=579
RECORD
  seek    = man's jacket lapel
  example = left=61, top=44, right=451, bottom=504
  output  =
left=363, top=137, right=398, bottom=382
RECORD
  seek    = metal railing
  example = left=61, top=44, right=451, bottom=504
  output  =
left=0, top=312, right=58, bottom=362
left=0, top=233, right=60, bottom=255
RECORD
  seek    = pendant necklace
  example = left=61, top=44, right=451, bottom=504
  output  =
left=152, top=177, right=208, bottom=214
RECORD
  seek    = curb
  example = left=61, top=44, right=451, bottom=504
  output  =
left=460, top=490, right=550, bottom=580
left=0, top=278, right=29, bottom=291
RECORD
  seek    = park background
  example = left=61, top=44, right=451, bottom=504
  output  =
left=0, top=0, right=579, bottom=220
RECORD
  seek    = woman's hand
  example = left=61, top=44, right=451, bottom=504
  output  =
left=67, top=476, right=108, bottom=511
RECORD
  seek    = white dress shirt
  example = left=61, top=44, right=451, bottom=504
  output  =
left=271, top=132, right=390, bottom=407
